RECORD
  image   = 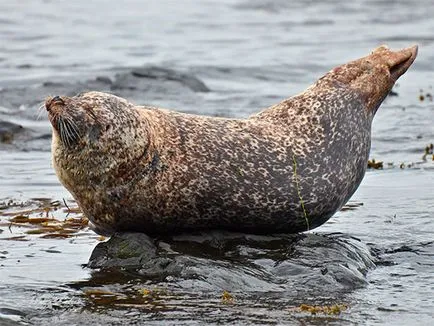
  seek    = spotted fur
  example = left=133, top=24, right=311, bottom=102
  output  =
left=49, top=45, right=417, bottom=235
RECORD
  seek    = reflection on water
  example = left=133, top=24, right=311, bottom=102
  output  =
left=0, top=0, right=433, bottom=324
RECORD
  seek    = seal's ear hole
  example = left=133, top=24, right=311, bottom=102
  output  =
left=105, top=125, right=112, bottom=132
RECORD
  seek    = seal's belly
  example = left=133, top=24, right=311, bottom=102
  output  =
left=111, top=118, right=367, bottom=235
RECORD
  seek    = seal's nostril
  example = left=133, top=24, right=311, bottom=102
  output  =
left=52, top=96, right=65, bottom=105
left=45, top=95, right=65, bottom=112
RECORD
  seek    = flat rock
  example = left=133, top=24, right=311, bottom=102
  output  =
left=87, top=231, right=376, bottom=294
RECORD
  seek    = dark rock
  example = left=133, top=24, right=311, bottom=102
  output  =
left=17, top=64, right=32, bottom=69
left=42, top=81, right=65, bottom=88
left=87, top=232, right=157, bottom=269
left=87, top=231, right=376, bottom=294
left=112, top=72, right=176, bottom=94
left=95, top=76, right=113, bottom=85
left=131, top=66, right=209, bottom=92
left=0, top=120, right=24, bottom=143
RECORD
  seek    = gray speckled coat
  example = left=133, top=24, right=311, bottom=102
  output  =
left=48, top=45, right=417, bottom=235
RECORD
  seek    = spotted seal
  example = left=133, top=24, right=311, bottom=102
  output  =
left=46, top=45, right=417, bottom=235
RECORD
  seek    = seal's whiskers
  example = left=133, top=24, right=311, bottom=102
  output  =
left=67, top=118, right=80, bottom=140
left=64, top=118, right=77, bottom=143
left=58, top=117, right=71, bottom=147
left=36, top=101, right=46, bottom=121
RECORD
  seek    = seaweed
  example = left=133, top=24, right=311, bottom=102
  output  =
left=0, top=198, right=89, bottom=241
left=367, top=159, right=383, bottom=169
left=292, top=153, right=310, bottom=231
left=221, top=290, right=234, bottom=304
left=289, top=303, right=348, bottom=315
left=422, top=143, right=433, bottom=161
left=418, top=89, right=433, bottom=102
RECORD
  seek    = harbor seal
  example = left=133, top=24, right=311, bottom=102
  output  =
left=46, top=45, right=417, bottom=236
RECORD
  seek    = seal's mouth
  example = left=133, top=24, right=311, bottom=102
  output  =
left=388, top=45, right=418, bottom=81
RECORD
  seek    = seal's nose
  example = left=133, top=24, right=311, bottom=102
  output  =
left=45, top=95, right=65, bottom=112
left=388, top=45, right=418, bottom=81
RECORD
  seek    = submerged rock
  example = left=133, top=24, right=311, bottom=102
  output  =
left=130, top=66, right=209, bottom=92
left=0, top=120, right=24, bottom=144
left=87, top=231, right=376, bottom=294
left=111, top=66, right=209, bottom=99
left=88, top=232, right=157, bottom=268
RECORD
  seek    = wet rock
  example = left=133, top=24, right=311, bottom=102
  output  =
left=42, top=81, right=65, bottom=88
left=112, top=67, right=209, bottom=96
left=0, top=120, right=24, bottom=143
left=88, top=233, right=157, bottom=268
left=17, top=64, right=32, bottom=69
left=95, top=76, right=113, bottom=85
left=131, top=66, right=209, bottom=92
left=388, top=89, right=399, bottom=96
left=87, top=231, right=376, bottom=294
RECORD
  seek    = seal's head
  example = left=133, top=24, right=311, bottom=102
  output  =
left=320, top=45, right=418, bottom=114
left=46, top=91, right=150, bottom=194
left=45, top=91, right=135, bottom=149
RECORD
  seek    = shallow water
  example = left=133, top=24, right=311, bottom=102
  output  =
left=0, top=0, right=433, bottom=325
